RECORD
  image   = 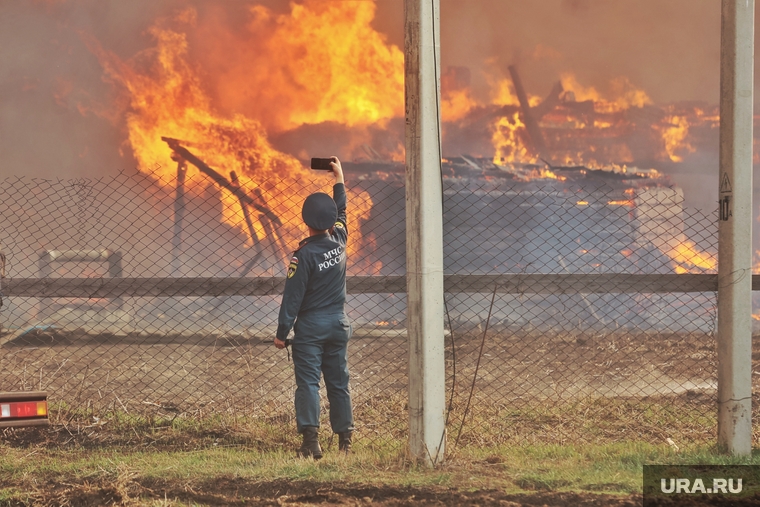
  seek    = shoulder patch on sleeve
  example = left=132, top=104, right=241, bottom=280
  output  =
left=334, top=222, right=345, bottom=229
left=287, top=257, right=299, bottom=278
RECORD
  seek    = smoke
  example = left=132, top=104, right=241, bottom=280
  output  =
left=436, top=0, right=722, bottom=106
left=0, top=1, right=177, bottom=179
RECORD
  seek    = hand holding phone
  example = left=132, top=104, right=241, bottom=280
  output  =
left=310, top=156, right=344, bottom=184
left=311, top=158, right=334, bottom=170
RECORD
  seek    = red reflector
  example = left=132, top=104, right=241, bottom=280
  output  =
left=0, top=401, right=46, bottom=419
left=13, top=402, right=38, bottom=418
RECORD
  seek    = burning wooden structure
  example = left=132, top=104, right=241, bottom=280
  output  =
left=162, top=137, right=290, bottom=277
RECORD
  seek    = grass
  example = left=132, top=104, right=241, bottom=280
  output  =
left=1, top=397, right=759, bottom=505
left=5, top=437, right=760, bottom=505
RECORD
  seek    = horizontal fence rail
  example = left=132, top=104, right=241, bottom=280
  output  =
left=4, top=274, right=760, bottom=297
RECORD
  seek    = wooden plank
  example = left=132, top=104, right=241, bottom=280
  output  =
left=444, top=274, right=721, bottom=294
left=4, top=274, right=757, bottom=297
left=3, top=277, right=404, bottom=297
left=4, top=278, right=282, bottom=297
left=349, top=276, right=406, bottom=293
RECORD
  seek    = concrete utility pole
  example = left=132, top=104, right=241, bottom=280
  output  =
left=404, top=0, right=446, bottom=465
left=717, top=0, right=754, bottom=456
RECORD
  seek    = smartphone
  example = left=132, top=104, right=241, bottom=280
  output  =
left=310, top=157, right=333, bottom=170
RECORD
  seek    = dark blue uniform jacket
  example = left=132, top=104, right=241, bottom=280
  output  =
left=276, top=183, right=348, bottom=341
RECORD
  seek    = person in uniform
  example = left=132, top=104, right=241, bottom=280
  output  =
left=274, top=156, right=354, bottom=459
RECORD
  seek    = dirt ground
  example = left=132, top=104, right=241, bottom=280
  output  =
left=0, top=325, right=738, bottom=448
left=0, top=325, right=724, bottom=406
left=26, top=475, right=760, bottom=505
left=25, top=477, right=643, bottom=506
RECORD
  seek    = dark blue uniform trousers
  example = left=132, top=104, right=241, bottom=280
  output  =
left=292, top=312, right=354, bottom=434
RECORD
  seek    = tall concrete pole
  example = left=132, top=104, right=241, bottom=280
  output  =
left=718, top=0, right=754, bottom=456
left=404, top=0, right=446, bottom=466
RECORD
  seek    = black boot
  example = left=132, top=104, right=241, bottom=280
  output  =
left=297, top=426, right=322, bottom=460
left=338, top=431, right=352, bottom=453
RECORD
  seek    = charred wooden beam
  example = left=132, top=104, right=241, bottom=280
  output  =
left=532, top=81, right=564, bottom=121
left=259, top=213, right=289, bottom=268
left=160, top=137, right=279, bottom=223
left=229, top=170, right=261, bottom=247
left=161, top=136, right=291, bottom=269
left=507, top=65, right=550, bottom=161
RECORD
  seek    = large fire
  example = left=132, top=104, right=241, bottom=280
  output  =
left=80, top=0, right=723, bottom=277
left=87, top=3, right=388, bottom=272
left=228, top=2, right=405, bottom=131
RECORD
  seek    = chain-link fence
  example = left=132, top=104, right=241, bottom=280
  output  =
left=440, top=172, right=721, bottom=448
left=0, top=166, right=409, bottom=450
left=0, top=160, right=735, bottom=451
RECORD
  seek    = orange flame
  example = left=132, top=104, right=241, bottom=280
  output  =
left=490, top=78, right=521, bottom=107
left=525, top=167, right=565, bottom=181
left=656, top=114, right=696, bottom=163
left=487, top=72, right=657, bottom=165
left=491, top=113, right=535, bottom=165
left=442, top=88, right=480, bottom=122
left=560, top=73, right=652, bottom=112
left=89, top=12, right=379, bottom=272
left=667, top=240, right=716, bottom=273
left=214, top=1, right=404, bottom=132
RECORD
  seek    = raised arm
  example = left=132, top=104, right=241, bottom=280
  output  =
left=330, top=156, right=344, bottom=185
left=330, top=157, right=347, bottom=234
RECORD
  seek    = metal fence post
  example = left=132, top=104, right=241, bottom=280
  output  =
left=37, top=251, right=53, bottom=321
left=718, top=0, right=754, bottom=456
left=404, top=0, right=446, bottom=465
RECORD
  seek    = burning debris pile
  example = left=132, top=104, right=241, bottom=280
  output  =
left=161, top=136, right=290, bottom=276
left=438, top=64, right=717, bottom=169
left=347, top=158, right=715, bottom=278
